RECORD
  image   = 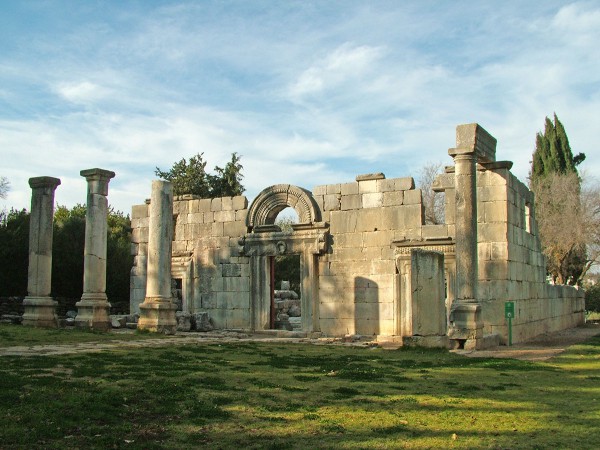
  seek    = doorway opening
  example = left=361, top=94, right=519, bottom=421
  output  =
left=270, top=253, right=301, bottom=330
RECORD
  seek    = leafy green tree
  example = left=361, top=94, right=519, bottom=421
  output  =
left=0, top=208, right=29, bottom=296
left=51, top=204, right=133, bottom=311
left=210, top=152, right=245, bottom=197
left=155, top=152, right=244, bottom=197
left=530, top=114, right=588, bottom=284
left=155, top=153, right=211, bottom=197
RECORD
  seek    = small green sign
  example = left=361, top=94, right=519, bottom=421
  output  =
left=505, top=301, right=515, bottom=319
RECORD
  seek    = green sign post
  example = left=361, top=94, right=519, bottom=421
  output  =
left=505, top=301, right=515, bottom=346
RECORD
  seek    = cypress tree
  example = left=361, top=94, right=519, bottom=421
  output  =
left=531, top=113, right=585, bottom=183
left=530, top=114, right=587, bottom=284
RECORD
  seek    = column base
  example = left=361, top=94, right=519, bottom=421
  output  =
left=75, top=293, right=111, bottom=331
left=138, top=297, right=177, bottom=334
left=22, top=296, right=59, bottom=328
left=448, top=302, right=483, bottom=348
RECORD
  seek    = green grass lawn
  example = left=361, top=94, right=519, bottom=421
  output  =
left=1, top=325, right=599, bottom=449
left=0, top=323, right=170, bottom=347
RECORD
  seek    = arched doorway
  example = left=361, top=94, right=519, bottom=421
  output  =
left=241, top=184, right=329, bottom=333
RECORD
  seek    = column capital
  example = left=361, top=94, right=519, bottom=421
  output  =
left=29, top=176, right=61, bottom=190
left=80, top=168, right=115, bottom=196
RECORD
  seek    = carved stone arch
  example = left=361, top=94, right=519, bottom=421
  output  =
left=246, top=184, right=321, bottom=230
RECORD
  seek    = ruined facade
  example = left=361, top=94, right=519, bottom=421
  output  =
left=130, top=124, right=585, bottom=346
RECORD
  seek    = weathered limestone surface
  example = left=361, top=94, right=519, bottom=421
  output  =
left=22, top=176, right=61, bottom=328
left=75, top=168, right=115, bottom=331
left=138, top=180, right=178, bottom=334
left=129, top=123, right=584, bottom=346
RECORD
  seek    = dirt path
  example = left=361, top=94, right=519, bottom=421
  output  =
left=453, top=322, right=600, bottom=361
left=1, top=324, right=599, bottom=360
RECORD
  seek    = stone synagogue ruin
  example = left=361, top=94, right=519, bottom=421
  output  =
left=128, top=124, right=585, bottom=349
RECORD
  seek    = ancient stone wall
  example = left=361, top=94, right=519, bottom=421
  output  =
left=130, top=124, right=585, bottom=345
left=312, top=174, right=420, bottom=336
left=130, top=194, right=250, bottom=329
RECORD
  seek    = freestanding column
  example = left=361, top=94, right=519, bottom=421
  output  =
left=447, top=124, right=496, bottom=349
left=22, top=176, right=61, bottom=327
left=75, top=168, right=115, bottom=330
left=138, top=180, right=177, bottom=334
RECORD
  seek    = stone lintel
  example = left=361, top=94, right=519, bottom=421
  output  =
left=449, top=123, right=497, bottom=163
left=478, top=160, right=513, bottom=171
left=356, top=173, right=385, bottom=182
left=29, top=176, right=61, bottom=190
left=80, top=168, right=116, bottom=196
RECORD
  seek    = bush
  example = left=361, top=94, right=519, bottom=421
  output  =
left=585, top=285, right=600, bottom=312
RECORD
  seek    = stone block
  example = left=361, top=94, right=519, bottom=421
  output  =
left=212, top=222, right=224, bottom=237
left=377, top=178, right=397, bottom=192
left=131, top=227, right=148, bottom=244
left=211, top=197, right=222, bottom=212
left=341, top=182, right=359, bottom=195
left=324, top=194, right=341, bottom=211
left=422, top=224, right=449, bottom=239
left=326, top=183, right=341, bottom=194
left=330, top=211, right=358, bottom=234
left=478, top=223, right=507, bottom=242
left=312, top=185, right=327, bottom=196
left=201, top=293, right=217, bottom=309
left=224, top=277, right=250, bottom=292
left=221, top=263, right=242, bottom=277
left=362, top=193, right=383, bottom=208
left=221, top=196, right=233, bottom=211
left=358, top=179, right=379, bottom=194
left=232, top=196, right=248, bottom=210
left=226, top=308, right=250, bottom=329
left=484, top=201, right=508, bottom=222
left=214, top=210, right=235, bottom=222
left=363, top=230, right=393, bottom=248
left=478, top=185, right=506, bottom=202
left=224, top=220, right=246, bottom=237
left=131, top=204, right=148, bottom=219
left=341, top=194, right=361, bottom=210
left=403, top=189, right=422, bottom=205
left=383, top=191, right=403, bottom=207
left=395, top=177, right=415, bottom=190
left=356, top=208, right=385, bottom=232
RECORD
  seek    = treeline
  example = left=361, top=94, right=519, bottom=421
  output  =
left=0, top=205, right=132, bottom=310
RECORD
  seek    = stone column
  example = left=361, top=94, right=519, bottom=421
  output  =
left=138, top=180, right=177, bottom=334
left=447, top=124, right=496, bottom=349
left=22, top=177, right=61, bottom=328
left=75, top=168, right=115, bottom=331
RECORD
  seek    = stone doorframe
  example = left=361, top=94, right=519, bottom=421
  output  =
left=171, top=252, right=193, bottom=313
left=393, top=239, right=456, bottom=336
left=241, top=184, right=328, bottom=333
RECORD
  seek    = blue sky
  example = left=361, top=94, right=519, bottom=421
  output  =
left=1, top=1, right=599, bottom=214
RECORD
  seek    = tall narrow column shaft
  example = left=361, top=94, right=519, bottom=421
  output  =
left=452, top=152, right=478, bottom=302
left=447, top=123, right=497, bottom=348
left=138, top=180, right=177, bottom=334
left=22, top=176, right=61, bottom=327
left=75, top=168, right=115, bottom=330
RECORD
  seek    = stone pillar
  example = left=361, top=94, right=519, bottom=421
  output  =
left=447, top=124, right=496, bottom=349
left=22, top=177, right=61, bottom=327
left=75, top=168, right=115, bottom=331
left=138, top=180, right=177, bottom=334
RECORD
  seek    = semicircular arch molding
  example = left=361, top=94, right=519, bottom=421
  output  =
left=246, top=184, right=321, bottom=229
